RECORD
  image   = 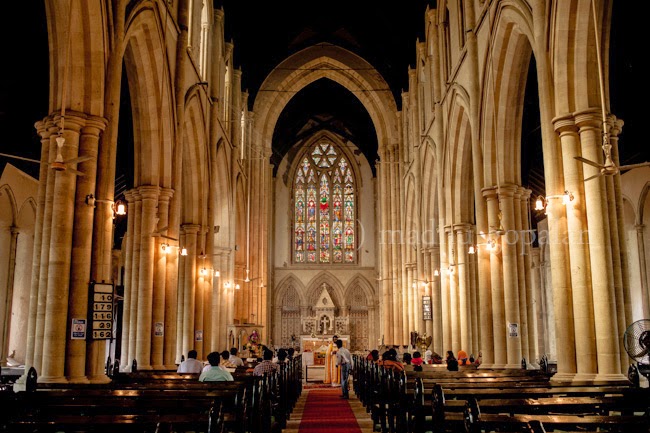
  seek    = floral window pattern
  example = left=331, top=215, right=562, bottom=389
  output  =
left=294, top=142, right=355, bottom=263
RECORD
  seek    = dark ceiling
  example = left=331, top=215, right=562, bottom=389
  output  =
left=0, top=1, right=644, bottom=195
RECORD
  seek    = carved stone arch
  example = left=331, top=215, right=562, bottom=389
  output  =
left=123, top=3, right=176, bottom=187
left=286, top=130, right=364, bottom=189
left=306, top=271, right=345, bottom=309
left=252, top=44, right=399, bottom=155
left=344, top=275, right=375, bottom=308
left=480, top=2, right=536, bottom=187
left=0, top=185, right=18, bottom=224
left=637, top=181, right=650, bottom=226
left=421, top=139, right=438, bottom=239
left=213, top=139, right=232, bottom=248
left=274, top=274, right=307, bottom=307
left=405, top=174, right=418, bottom=260
left=182, top=93, right=210, bottom=224
left=444, top=96, right=473, bottom=222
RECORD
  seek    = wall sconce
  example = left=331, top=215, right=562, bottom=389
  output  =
left=224, top=281, right=231, bottom=289
left=433, top=269, right=440, bottom=277
left=200, top=267, right=207, bottom=276
left=235, top=283, right=240, bottom=290
left=487, top=239, right=497, bottom=251
left=180, top=247, right=188, bottom=256
left=468, top=245, right=476, bottom=254
left=534, top=190, right=574, bottom=213
left=244, top=269, right=251, bottom=283
left=214, top=270, right=220, bottom=277
left=85, top=194, right=127, bottom=218
left=161, top=243, right=169, bottom=253
left=411, top=282, right=417, bottom=289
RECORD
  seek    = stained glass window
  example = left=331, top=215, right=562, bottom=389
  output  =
left=293, top=141, right=355, bottom=263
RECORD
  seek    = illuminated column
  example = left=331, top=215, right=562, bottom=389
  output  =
left=163, top=192, right=178, bottom=369
left=575, top=111, right=624, bottom=380
left=520, top=188, right=538, bottom=364
left=377, top=160, right=393, bottom=345
left=513, top=187, right=529, bottom=364
left=440, top=226, right=451, bottom=353
left=120, top=190, right=135, bottom=369
left=499, top=185, right=522, bottom=368
left=389, top=146, right=402, bottom=344
left=555, top=115, right=595, bottom=378
left=134, top=185, right=160, bottom=370
left=127, top=191, right=142, bottom=370
left=151, top=188, right=173, bottom=369
left=431, top=246, right=442, bottom=352
left=455, top=224, right=471, bottom=353
left=181, top=224, right=200, bottom=359
left=40, top=115, right=84, bottom=382
left=636, top=226, right=650, bottom=318
left=483, top=187, right=505, bottom=368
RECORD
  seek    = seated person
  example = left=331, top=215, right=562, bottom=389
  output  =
left=431, top=351, right=443, bottom=364
left=446, top=350, right=459, bottom=371
left=199, top=352, right=234, bottom=382
left=220, top=350, right=236, bottom=369
left=228, top=347, right=245, bottom=367
left=377, top=350, right=404, bottom=372
left=457, top=350, right=470, bottom=366
left=413, top=365, right=423, bottom=372
left=411, top=351, right=424, bottom=366
left=402, top=352, right=412, bottom=365
left=367, top=350, right=380, bottom=362
left=177, top=349, right=203, bottom=373
left=253, top=348, right=280, bottom=376
left=276, top=348, right=288, bottom=363
left=287, top=347, right=295, bottom=360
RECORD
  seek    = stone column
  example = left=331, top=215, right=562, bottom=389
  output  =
left=636, top=226, right=650, bottom=318
left=163, top=190, right=178, bottom=369
left=530, top=248, right=545, bottom=356
left=151, top=188, right=173, bottom=368
left=440, top=226, right=451, bottom=352
left=499, top=185, right=522, bottom=368
left=477, top=221, right=494, bottom=367
left=120, top=190, right=136, bottom=369
left=181, top=224, right=200, bottom=358
left=448, top=228, right=460, bottom=353
left=513, top=187, right=530, bottom=363
left=609, top=118, right=632, bottom=373
left=455, top=224, right=471, bottom=353
left=406, top=265, right=415, bottom=338
left=377, top=161, right=393, bottom=345
left=195, top=231, right=206, bottom=358
left=127, top=190, right=142, bottom=370
left=554, top=115, right=596, bottom=379
left=0, top=227, right=18, bottom=365
left=483, top=187, right=505, bottom=368
left=389, top=146, right=402, bottom=344
left=175, top=231, right=186, bottom=363
left=40, top=114, right=85, bottom=382
left=66, top=116, right=106, bottom=382
left=520, top=189, right=538, bottom=365
left=33, top=122, right=60, bottom=376
left=431, top=246, right=442, bottom=352
left=24, top=119, right=54, bottom=374
left=135, top=185, right=160, bottom=370
left=575, top=111, right=624, bottom=380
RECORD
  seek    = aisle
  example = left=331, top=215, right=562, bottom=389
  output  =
left=283, top=388, right=373, bottom=433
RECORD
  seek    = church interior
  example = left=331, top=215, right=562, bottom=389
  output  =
left=1, top=0, right=650, bottom=431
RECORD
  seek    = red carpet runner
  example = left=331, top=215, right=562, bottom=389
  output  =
left=298, top=389, right=362, bottom=433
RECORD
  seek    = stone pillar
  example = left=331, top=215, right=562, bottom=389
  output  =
left=24, top=119, right=54, bottom=374
left=575, top=111, right=624, bottom=380
left=120, top=190, right=136, bottom=369
left=40, top=114, right=85, bottom=382
left=635, top=226, right=650, bottom=318
left=195, top=231, right=206, bottom=358
left=483, top=187, right=506, bottom=368
left=554, top=115, right=596, bottom=379
left=609, top=118, right=633, bottom=373
left=163, top=192, right=178, bottom=369
left=181, top=224, right=200, bottom=359
left=127, top=190, right=142, bottom=370
left=455, top=224, right=471, bottom=353
left=520, top=189, right=538, bottom=365
left=66, top=116, right=106, bottom=382
left=175, top=231, right=186, bottom=364
left=513, top=187, right=529, bottom=364
left=152, top=188, right=173, bottom=368
left=440, top=226, right=451, bottom=352
left=431, top=246, right=442, bottom=352
left=530, top=248, right=545, bottom=356
left=389, top=146, right=402, bottom=344
left=0, top=227, right=19, bottom=364
left=477, top=222, right=494, bottom=367
left=406, top=265, right=415, bottom=339
left=448, top=228, right=460, bottom=353
left=33, top=122, right=60, bottom=376
left=135, top=185, right=160, bottom=369
left=498, top=185, right=522, bottom=368
left=378, top=161, right=393, bottom=345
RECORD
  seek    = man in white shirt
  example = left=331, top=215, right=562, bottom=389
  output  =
left=228, top=347, right=244, bottom=367
left=335, top=339, right=352, bottom=399
left=177, top=350, right=203, bottom=373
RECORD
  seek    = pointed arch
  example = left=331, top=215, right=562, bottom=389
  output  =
left=274, top=274, right=307, bottom=307
left=253, top=44, right=399, bottom=154
left=344, top=274, right=376, bottom=307
left=181, top=92, right=210, bottom=224
left=305, top=271, right=346, bottom=308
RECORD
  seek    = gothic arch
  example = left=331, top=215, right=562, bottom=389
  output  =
left=181, top=93, right=210, bottom=224
left=480, top=4, right=535, bottom=187
left=445, top=91, right=473, bottom=222
left=46, top=0, right=106, bottom=115
left=344, top=274, right=375, bottom=307
left=0, top=185, right=17, bottom=224
left=252, top=44, right=399, bottom=153
left=305, top=271, right=346, bottom=308
left=274, top=274, right=307, bottom=307
left=213, top=140, right=232, bottom=248
left=124, top=3, right=176, bottom=186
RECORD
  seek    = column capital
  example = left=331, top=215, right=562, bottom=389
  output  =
left=214, top=7, right=224, bottom=21
left=81, top=115, right=108, bottom=136
left=138, top=185, right=161, bottom=200
left=481, top=186, right=498, bottom=200
left=518, top=187, right=532, bottom=200
left=497, top=184, right=518, bottom=198
left=552, top=114, right=578, bottom=135
left=573, top=109, right=602, bottom=131
left=453, top=223, right=473, bottom=233
left=181, top=224, right=202, bottom=234
left=53, top=110, right=89, bottom=133
left=607, top=116, right=624, bottom=138
left=635, top=224, right=645, bottom=233
left=159, top=187, right=175, bottom=201
left=35, top=117, right=57, bottom=138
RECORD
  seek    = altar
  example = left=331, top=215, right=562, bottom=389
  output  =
left=300, top=335, right=349, bottom=355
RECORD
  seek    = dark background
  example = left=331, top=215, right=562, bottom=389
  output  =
left=0, top=1, right=643, bottom=192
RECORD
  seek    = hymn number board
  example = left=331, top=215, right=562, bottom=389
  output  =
left=91, top=283, right=113, bottom=339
